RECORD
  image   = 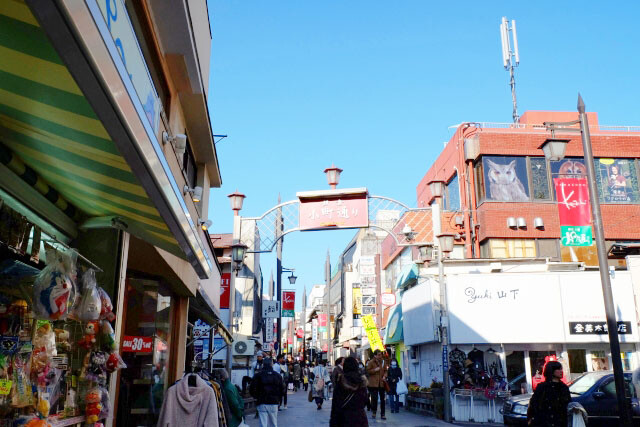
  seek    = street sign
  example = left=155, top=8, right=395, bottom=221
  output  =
left=561, top=225, right=593, bottom=246
left=361, top=287, right=376, bottom=296
left=381, top=293, right=396, bottom=306
left=362, top=306, right=376, bottom=315
left=362, top=295, right=376, bottom=306
left=262, top=301, right=280, bottom=318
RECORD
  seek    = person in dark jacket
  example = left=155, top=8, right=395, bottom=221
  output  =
left=293, top=361, right=302, bottom=392
left=526, top=361, right=571, bottom=427
left=386, top=359, right=402, bottom=413
left=330, top=357, right=369, bottom=427
left=331, top=357, right=345, bottom=389
left=250, top=358, right=283, bottom=427
left=219, top=368, right=245, bottom=427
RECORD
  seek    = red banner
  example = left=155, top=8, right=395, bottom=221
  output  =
left=296, top=328, right=304, bottom=338
left=282, top=291, right=295, bottom=316
left=220, top=273, right=230, bottom=309
left=122, top=335, right=153, bottom=353
left=299, top=193, right=368, bottom=230
left=317, top=313, right=327, bottom=327
left=554, top=178, right=591, bottom=225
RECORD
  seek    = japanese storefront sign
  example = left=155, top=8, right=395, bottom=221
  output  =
left=122, top=335, right=153, bottom=353
left=318, top=313, right=327, bottom=332
left=569, top=321, right=631, bottom=335
left=362, top=315, right=385, bottom=352
left=359, top=264, right=376, bottom=275
left=381, top=293, right=396, bottom=306
left=362, top=306, right=376, bottom=315
left=298, top=192, right=368, bottom=230
left=361, top=275, right=376, bottom=284
left=282, top=291, right=295, bottom=317
left=554, top=177, right=593, bottom=246
left=312, top=319, right=318, bottom=342
left=265, top=320, right=274, bottom=343
left=193, top=319, right=210, bottom=339
left=220, top=273, right=231, bottom=309
left=296, top=328, right=304, bottom=338
left=352, top=288, right=362, bottom=315
left=362, top=295, right=376, bottom=306
left=360, top=256, right=375, bottom=266
left=262, top=301, right=280, bottom=318
left=361, top=287, right=376, bottom=296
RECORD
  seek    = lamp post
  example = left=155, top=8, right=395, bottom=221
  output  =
left=539, top=94, right=632, bottom=426
left=437, top=232, right=454, bottom=423
left=324, top=164, right=343, bottom=189
left=227, top=240, right=247, bottom=375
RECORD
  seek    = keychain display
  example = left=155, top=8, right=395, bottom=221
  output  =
left=33, top=250, right=76, bottom=321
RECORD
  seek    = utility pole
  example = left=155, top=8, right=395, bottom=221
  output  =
left=324, top=249, right=331, bottom=362
left=276, top=194, right=283, bottom=356
left=302, top=285, right=307, bottom=362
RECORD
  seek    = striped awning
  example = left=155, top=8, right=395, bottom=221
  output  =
left=0, top=0, right=181, bottom=256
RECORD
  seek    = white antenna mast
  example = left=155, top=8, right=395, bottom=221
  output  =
left=500, top=17, right=520, bottom=123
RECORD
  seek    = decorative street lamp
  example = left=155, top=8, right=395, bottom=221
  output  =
left=418, top=245, right=434, bottom=263
left=227, top=190, right=246, bottom=215
left=437, top=233, right=455, bottom=254
left=436, top=231, right=455, bottom=422
left=539, top=138, right=570, bottom=161
left=539, top=94, right=632, bottom=426
left=428, top=180, right=445, bottom=198
left=287, top=273, right=297, bottom=285
left=231, top=241, right=248, bottom=275
left=324, top=165, right=343, bottom=189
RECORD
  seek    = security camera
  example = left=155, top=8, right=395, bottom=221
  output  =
left=173, top=134, right=187, bottom=151
left=402, top=224, right=416, bottom=241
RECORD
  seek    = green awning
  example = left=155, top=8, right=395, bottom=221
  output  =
left=383, top=303, right=403, bottom=345
left=0, top=0, right=181, bottom=257
left=396, top=263, right=419, bottom=289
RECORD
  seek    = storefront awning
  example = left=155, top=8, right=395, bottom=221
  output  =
left=383, top=303, right=403, bottom=345
left=396, top=263, right=419, bottom=289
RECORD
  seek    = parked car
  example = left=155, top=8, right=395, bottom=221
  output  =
left=502, top=371, right=640, bottom=426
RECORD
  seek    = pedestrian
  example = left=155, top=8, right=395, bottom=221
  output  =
left=331, top=357, right=345, bottom=393
left=275, top=355, right=289, bottom=410
left=330, top=357, right=369, bottom=427
left=303, top=363, right=310, bottom=391
left=312, top=359, right=330, bottom=410
left=293, top=360, right=302, bottom=392
left=366, top=350, right=388, bottom=420
left=386, top=358, right=402, bottom=413
left=526, top=360, right=571, bottom=427
left=357, top=360, right=370, bottom=411
left=252, top=351, right=266, bottom=377
left=249, top=358, right=283, bottom=427
left=218, top=369, right=245, bottom=427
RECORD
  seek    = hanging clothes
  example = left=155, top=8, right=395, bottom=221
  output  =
left=157, top=374, right=219, bottom=427
left=210, top=380, right=229, bottom=427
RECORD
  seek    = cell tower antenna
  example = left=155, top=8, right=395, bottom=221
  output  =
left=500, top=17, right=520, bottom=123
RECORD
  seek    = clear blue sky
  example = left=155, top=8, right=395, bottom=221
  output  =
left=206, top=1, right=640, bottom=311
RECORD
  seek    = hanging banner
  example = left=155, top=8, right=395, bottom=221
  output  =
left=265, top=320, right=274, bottom=343
left=262, top=301, right=280, bottom=318
left=220, top=273, right=231, bottom=309
left=318, top=313, right=327, bottom=332
left=352, top=288, right=362, bottom=315
left=282, top=291, right=295, bottom=317
left=298, top=190, right=369, bottom=230
left=362, top=315, right=385, bottom=352
left=562, top=225, right=593, bottom=246
left=296, top=328, right=304, bottom=338
left=554, top=177, right=592, bottom=246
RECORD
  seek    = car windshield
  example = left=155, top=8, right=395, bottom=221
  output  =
left=569, top=373, right=606, bottom=395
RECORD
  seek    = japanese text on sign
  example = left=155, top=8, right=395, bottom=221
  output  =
left=569, top=321, right=631, bottom=335
left=263, top=301, right=280, bottom=318
left=464, top=286, right=520, bottom=303
left=282, top=291, right=295, bottom=317
left=362, top=315, right=385, bottom=352
left=299, top=195, right=369, bottom=230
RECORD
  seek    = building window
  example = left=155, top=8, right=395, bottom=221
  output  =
left=182, top=141, right=197, bottom=189
left=484, top=239, right=536, bottom=258
left=536, top=239, right=559, bottom=260
left=444, top=174, right=461, bottom=211
left=482, top=156, right=530, bottom=202
left=530, top=157, right=550, bottom=200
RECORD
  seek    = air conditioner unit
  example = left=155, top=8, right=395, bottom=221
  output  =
left=409, top=346, right=420, bottom=364
left=232, top=340, right=255, bottom=356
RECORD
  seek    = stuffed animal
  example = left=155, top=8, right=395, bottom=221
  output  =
left=37, top=271, right=72, bottom=320
left=54, top=328, right=71, bottom=353
left=85, top=388, right=103, bottom=424
left=101, top=321, right=116, bottom=351
left=98, top=288, right=115, bottom=322
left=105, top=352, right=126, bottom=373
left=37, top=395, right=50, bottom=417
left=77, top=321, right=99, bottom=350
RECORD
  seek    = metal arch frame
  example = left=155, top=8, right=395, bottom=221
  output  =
left=238, top=195, right=429, bottom=253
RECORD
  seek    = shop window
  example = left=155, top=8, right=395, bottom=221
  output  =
left=116, top=278, right=173, bottom=426
left=488, top=239, right=536, bottom=258
left=590, top=350, right=609, bottom=371
left=621, top=351, right=634, bottom=370
left=474, top=160, right=486, bottom=202
left=529, top=351, right=556, bottom=378
left=530, top=157, right=550, bottom=200
left=482, top=156, right=530, bottom=202
left=506, top=351, right=527, bottom=395
left=537, top=239, right=560, bottom=260
left=568, top=349, right=587, bottom=379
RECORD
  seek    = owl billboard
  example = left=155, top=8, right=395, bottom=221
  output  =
left=483, top=157, right=530, bottom=202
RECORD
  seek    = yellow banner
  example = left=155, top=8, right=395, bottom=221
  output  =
left=353, top=288, right=362, bottom=315
left=362, top=315, right=385, bottom=352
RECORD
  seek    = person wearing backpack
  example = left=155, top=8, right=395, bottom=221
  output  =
left=330, top=357, right=369, bottom=427
left=312, top=359, right=330, bottom=410
left=250, top=358, right=283, bottom=427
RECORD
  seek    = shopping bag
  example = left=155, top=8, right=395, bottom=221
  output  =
left=288, top=383, right=294, bottom=391
left=308, top=389, right=313, bottom=402
left=396, top=380, right=408, bottom=395
left=572, top=412, right=586, bottom=427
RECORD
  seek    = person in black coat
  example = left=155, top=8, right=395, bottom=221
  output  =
left=386, top=359, right=403, bottom=413
left=527, top=361, right=571, bottom=427
left=330, top=357, right=369, bottom=427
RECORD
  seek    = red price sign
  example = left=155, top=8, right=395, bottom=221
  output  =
left=122, top=335, right=153, bottom=353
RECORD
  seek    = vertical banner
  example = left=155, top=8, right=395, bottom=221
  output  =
left=352, top=288, right=362, bottom=315
left=282, top=291, right=295, bottom=317
left=362, top=315, right=385, bottom=352
left=554, top=177, right=593, bottom=246
left=318, top=313, right=327, bottom=332
left=220, top=273, right=231, bottom=309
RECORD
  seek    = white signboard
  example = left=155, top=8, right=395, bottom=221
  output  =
left=360, top=265, right=376, bottom=275
left=362, top=306, right=376, bottom=315
left=262, top=301, right=280, bottom=318
left=381, top=293, right=396, bottom=306
left=402, top=281, right=436, bottom=346
left=360, top=256, right=375, bottom=266
left=361, top=276, right=376, bottom=284
left=447, top=272, right=638, bottom=344
left=265, top=320, right=274, bottom=343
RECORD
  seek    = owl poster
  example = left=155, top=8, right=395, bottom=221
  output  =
left=483, top=156, right=530, bottom=202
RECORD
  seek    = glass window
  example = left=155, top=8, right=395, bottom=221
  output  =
left=483, top=156, right=530, bottom=202
left=621, top=351, right=634, bottom=370
left=183, top=141, right=197, bottom=189
left=591, top=350, right=609, bottom=371
left=530, top=351, right=556, bottom=378
left=568, top=349, right=587, bottom=378
left=530, top=157, right=550, bottom=200
left=475, top=161, right=486, bottom=202
left=446, top=174, right=461, bottom=211
left=594, top=158, right=640, bottom=204
left=488, top=239, right=536, bottom=258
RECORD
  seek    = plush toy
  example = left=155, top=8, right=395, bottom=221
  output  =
left=105, top=352, right=126, bottom=373
left=98, top=288, right=115, bottom=322
left=84, top=388, right=103, bottom=424
left=77, top=321, right=99, bottom=350
left=101, top=321, right=116, bottom=351
left=82, top=351, right=107, bottom=385
left=37, top=395, right=50, bottom=417
left=33, top=250, right=75, bottom=321
left=54, top=328, right=71, bottom=353
left=74, top=269, right=101, bottom=322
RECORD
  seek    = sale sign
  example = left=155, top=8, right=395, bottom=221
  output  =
left=220, top=273, right=231, bottom=309
left=554, top=178, right=592, bottom=246
left=122, top=335, right=153, bottom=353
left=282, top=291, right=295, bottom=317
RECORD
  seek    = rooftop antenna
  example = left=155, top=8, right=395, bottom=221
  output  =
left=500, top=17, right=520, bottom=123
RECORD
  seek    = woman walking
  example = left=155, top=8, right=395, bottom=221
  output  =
left=527, top=361, right=571, bottom=426
left=312, top=359, right=330, bottom=410
left=386, top=359, right=402, bottom=413
left=330, top=357, right=369, bottom=427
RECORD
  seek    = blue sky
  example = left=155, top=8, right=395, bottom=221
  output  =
left=206, top=1, right=640, bottom=310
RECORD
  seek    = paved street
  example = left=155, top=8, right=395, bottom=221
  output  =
left=245, top=389, right=469, bottom=427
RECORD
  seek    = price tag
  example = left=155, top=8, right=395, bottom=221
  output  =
left=0, top=379, right=12, bottom=395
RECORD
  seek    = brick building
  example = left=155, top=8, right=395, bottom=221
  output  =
left=417, top=110, right=640, bottom=267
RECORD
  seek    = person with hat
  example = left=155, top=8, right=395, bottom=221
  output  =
left=526, top=360, right=571, bottom=426
left=218, top=368, right=245, bottom=427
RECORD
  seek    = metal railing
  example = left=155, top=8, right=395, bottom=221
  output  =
left=449, top=122, right=640, bottom=132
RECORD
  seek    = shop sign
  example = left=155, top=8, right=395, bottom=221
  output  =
left=361, top=287, right=376, bottom=296
left=362, top=315, right=384, bottom=352
left=220, top=273, right=231, bottom=309
left=96, top=0, right=160, bottom=132
left=554, top=178, right=591, bottom=225
left=352, top=288, right=362, bottom=315
left=362, top=306, right=376, bottom=315
left=361, top=275, right=376, bottom=284
left=299, top=193, right=368, bottom=230
left=296, top=328, right=304, bottom=338
left=322, top=343, right=328, bottom=352
left=360, top=256, right=375, bottom=266
left=312, top=319, right=318, bottom=342
left=262, top=301, right=280, bottom=318
left=360, top=264, right=376, bottom=275
left=442, top=345, right=448, bottom=370
left=265, top=320, right=274, bottom=343
left=318, top=313, right=328, bottom=332
left=122, top=335, right=153, bottom=353
left=0, top=380, right=11, bottom=395
left=362, top=296, right=376, bottom=306
left=569, top=321, right=631, bottom=335
left=561, top=226, right=593, bottom=246
left=282, top=291, right=295, bottom=317
left=193, top=319, right=210, bottom=339
left=381, top=293, right=396, bottom=306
